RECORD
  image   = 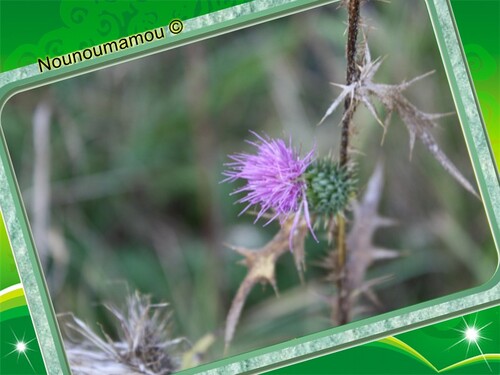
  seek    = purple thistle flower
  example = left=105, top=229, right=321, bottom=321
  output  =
left=223, top=131, right=317, bottom=249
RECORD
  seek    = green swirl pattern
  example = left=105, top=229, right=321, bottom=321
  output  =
left=1, top=0, right=251, bottom=72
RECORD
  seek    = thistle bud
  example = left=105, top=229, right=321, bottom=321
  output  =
left=305, top=159, right=356, bottom=217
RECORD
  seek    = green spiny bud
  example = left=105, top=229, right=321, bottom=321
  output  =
left=304, top=159, right=356, bottom=216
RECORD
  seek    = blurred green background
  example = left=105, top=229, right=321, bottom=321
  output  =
left=1, top=1, right=496, bottom=368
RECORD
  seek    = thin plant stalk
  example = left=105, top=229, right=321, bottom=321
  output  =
left=335, top=0, right=361, bottom=326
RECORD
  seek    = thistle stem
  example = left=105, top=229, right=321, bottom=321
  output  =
left=335, top=0, right=361, bottom=326
left=335, top=214, right=349, bottom=325
left=340, top=0, right=361, bottom=167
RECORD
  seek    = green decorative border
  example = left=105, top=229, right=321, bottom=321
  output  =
left=0, top=0, right=497, bottom=374
left=0, top=0, right=253, bottom=73
left=0, top=209, right=46, bottom=374
left=268, top=305, right=500, bottom=373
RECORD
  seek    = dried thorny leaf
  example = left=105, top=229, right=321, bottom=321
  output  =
left=224, top=217, right=309, bottom=352
left=320, top=42, right=479, bottom=197
left=346, top=162, right=399, bottom=300
left=350, top=275, right=393, bottom=308
left=323, top=162, right=400, bottom=323
left=62, top=291, right=187, bottom=375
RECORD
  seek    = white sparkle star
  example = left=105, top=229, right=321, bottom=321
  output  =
left=15, top=341, right=27, bottom=353
left=4, top=330, right=37, bottom=371
left=448, top=316, right=493, bottom=372
left=465, top=327, right=479, bottom=343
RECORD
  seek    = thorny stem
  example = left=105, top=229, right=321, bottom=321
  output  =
left=340, top=0, right=361, bottom=167
left=336, top=0, right=361, bottom=326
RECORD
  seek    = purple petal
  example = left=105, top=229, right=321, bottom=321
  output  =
left=223, top=131, right=317, bottom=241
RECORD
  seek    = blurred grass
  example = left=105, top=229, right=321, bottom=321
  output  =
left=1, top=1, right=497, bottom=367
